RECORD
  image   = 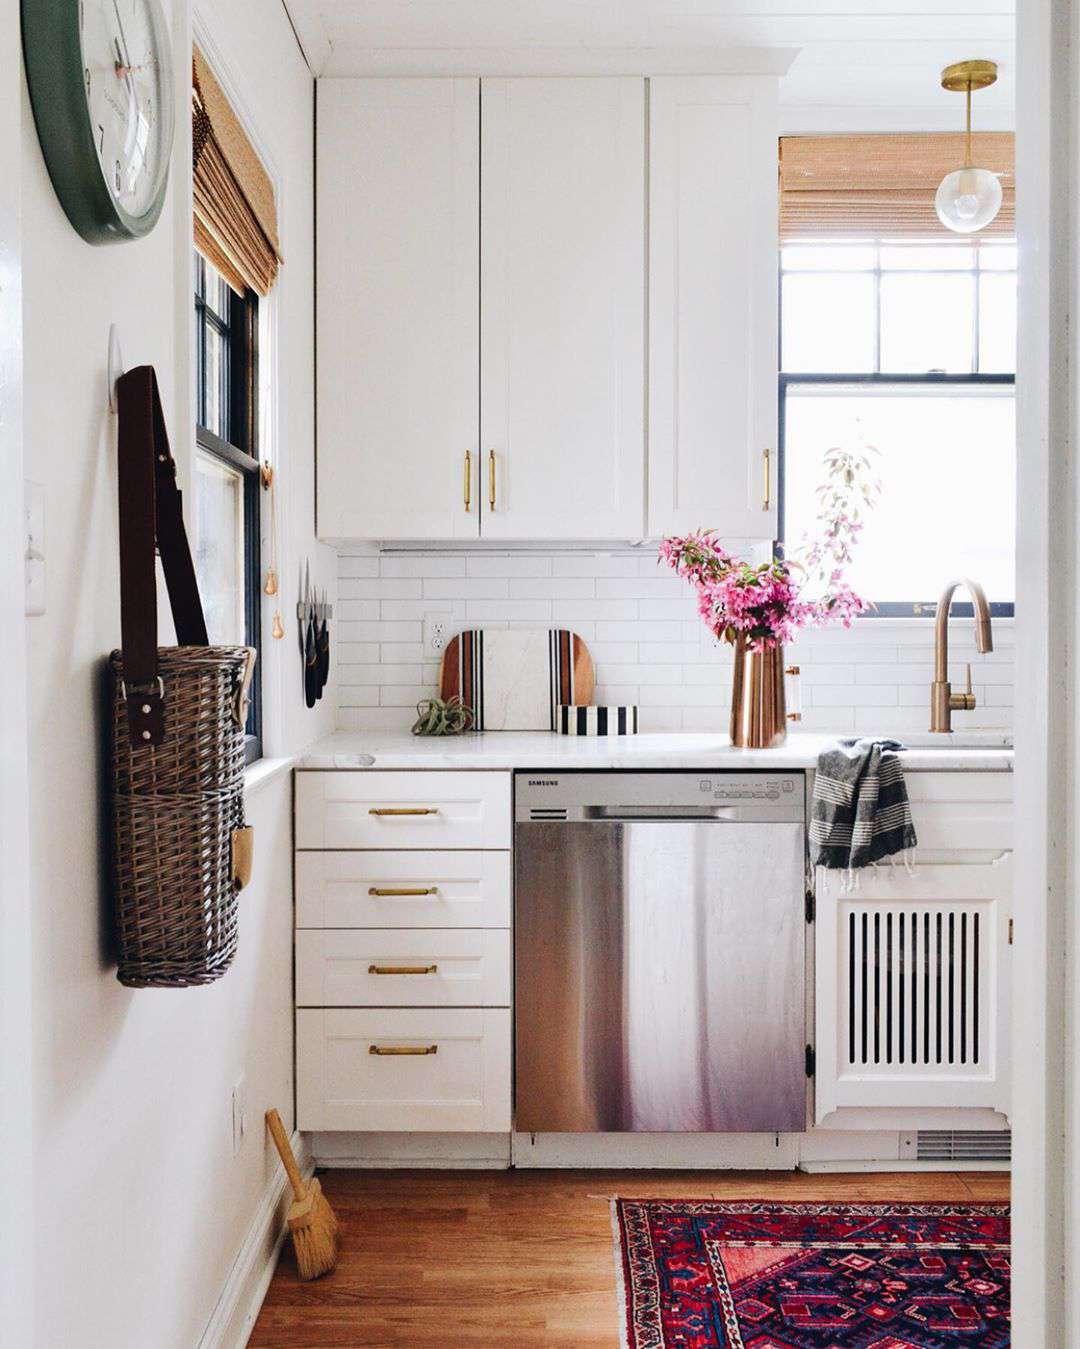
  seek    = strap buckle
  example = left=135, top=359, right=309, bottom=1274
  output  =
left=119, top=676, right=165, bottom=701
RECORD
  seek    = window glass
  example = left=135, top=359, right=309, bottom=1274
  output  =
left=780, top=237, right=1016, bottom=612
left=879, top=243, right=975, bottom=271
left=784, top=385, right=1015, bottom=604
left=979, top=272, right=1018, bottom=373
left=782, top=243, right=877, bottom=271
left=194, top=449, right=246, bottom=644
left=781, top=272, right=876, bottom=373
left=879, top=273, right=975, bottom=373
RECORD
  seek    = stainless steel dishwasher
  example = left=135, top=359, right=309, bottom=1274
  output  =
left=515, top=771, right=807, bottom=1133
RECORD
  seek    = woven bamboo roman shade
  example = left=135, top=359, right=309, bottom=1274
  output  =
left=192, top=47, right=281, bottom=295
left=779, top=133, right=1015, bottom=240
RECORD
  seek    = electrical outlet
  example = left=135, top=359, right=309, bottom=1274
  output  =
left=231, top=1076, right=247, bottom=1156
left=424, top=611, right=453, bottom=653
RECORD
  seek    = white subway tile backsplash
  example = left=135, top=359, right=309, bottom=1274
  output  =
left=467, top=554, right=553, bottom=578
left=509, top=577, right=597, bottom=599
left=337, top=550, right=1014, bottom=736
left=424, top=577, right=509, bottom=600
left=554, top=554, right=640, bottom=578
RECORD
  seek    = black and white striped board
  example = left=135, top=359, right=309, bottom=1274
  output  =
left=557, top=704, right=639, bottom=736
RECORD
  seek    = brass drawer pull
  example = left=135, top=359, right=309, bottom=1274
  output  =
left=369, top=1044, right=438, bottom=1056
left=368, top=964, right=438, bottom=976
left=762, top=447, right=772, bottom=511
left=368, top=807, right=439, bottom=816
left=464, top=450, right=472, bottom=512
left=488, top=449, right=497, bottom=509
left=368, top=886, right=439, bottom=897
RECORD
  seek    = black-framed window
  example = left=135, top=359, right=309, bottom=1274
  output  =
left=779, top=238, right=1016, bottom=617
left=193, top=250, right=262, bottom=761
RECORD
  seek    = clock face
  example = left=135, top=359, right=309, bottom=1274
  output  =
left=79, top=0, right=173, bottom=222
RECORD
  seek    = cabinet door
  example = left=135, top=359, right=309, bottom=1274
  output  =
left=316, top=78, right=480, bottom=541
left=814, top=857, right=1012, bottom=1125
left=480, top=78, right=645, bottom=540
left=648, top=77, right=779, bottom=539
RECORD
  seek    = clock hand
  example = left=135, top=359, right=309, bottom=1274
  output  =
left=112, top=0, right=134, bottom=69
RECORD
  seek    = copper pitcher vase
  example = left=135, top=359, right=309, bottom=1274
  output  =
left=729, top=638, right=800, bottom=749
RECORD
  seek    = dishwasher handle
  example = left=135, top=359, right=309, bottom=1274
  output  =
left=584, top=804, right=743, bottom=821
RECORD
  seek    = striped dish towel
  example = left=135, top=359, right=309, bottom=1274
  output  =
left=810, top=738, right=917, bottom=885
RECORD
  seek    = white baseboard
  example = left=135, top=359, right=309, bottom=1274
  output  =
left=800, top=1159, right=1012, bottom=1173
left=197, top=1129, right=313, bottom=1349
left=311, top=1130, right=511, bottom=1169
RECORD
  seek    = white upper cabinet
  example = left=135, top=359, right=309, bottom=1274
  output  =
left=315, top=73, right=778, bottom=544
left=479, top=79, right=645, bottom=540
left=316, top=78, right=480, bottom=542
left=648, top=77, right=779, bottom=539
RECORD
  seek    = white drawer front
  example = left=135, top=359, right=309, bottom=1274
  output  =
left=295, top=771, right=512, bottom=850
left=295, top=851, right=511, bottom=929
left=297, top=1007, right=512, bottom=1132
left=296, top=929, right=511, bottom=1008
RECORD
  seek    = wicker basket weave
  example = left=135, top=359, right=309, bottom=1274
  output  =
left=109, top=647, right=251, bottom=988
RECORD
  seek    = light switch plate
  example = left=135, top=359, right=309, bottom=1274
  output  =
left=24, top=480, right=44, bottom=616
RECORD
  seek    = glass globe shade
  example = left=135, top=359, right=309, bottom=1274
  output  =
left=935, top=166, right=1003, bottom=234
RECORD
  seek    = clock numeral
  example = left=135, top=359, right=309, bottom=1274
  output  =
left=114, top=160, right=122, bottom=194
left=84, top=67, right=91, bottom=98
left=98, top=125, right=105, bottom=155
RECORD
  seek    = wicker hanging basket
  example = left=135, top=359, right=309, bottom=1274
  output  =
left=109, top=367, right=255, bottom=988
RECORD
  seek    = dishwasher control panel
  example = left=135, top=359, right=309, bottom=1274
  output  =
left=515, top=771, right=805, bottom=823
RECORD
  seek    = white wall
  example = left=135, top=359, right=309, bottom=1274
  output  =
left=21, top=1, right=333, bottom=1343
left=336, top=548, right=1015, bottom=738
left=0, top=0, right=31, bottom=1337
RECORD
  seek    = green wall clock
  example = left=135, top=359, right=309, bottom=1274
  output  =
left=22, top=0, right=175, bottom=244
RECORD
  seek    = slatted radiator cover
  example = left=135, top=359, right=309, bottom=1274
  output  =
left=845, top=905, right=986, bottom=1073
left=814, top=857, right=1011, bottom=1123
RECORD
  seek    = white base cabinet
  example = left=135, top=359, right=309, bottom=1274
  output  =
left=295, top=770, right=512, bottom=1133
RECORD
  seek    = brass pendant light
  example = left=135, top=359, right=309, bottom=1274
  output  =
left=935, top=60, right=1002, bottom=234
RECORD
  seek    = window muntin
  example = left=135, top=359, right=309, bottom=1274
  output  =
left=193, top=251, right=262, bottom=759
left=779, top=238, right=1016, bottom=616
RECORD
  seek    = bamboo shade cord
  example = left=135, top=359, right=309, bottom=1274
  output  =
left=193, top=46, right=282, bottom=295
left=780, top=133, right=1015, bottom=239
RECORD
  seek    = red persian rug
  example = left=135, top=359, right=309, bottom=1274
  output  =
left=613, top=1200, right=1010, bottom=1349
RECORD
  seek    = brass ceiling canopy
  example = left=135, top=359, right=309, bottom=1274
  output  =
left=941, top=59, right=998, bottom=93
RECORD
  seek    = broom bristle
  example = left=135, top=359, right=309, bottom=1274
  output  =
left=288, top=1176, right=339, bottom=1280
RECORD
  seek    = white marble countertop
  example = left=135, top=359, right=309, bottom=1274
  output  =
left=296, top=730, right=1013, bottom=773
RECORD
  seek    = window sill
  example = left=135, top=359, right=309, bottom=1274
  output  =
left=244, top=755, right=293, bottom=797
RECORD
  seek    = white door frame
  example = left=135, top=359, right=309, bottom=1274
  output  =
left=0, top=5, right=32, bottom=1341
left=1014, top=0, right=1073, bottom=1341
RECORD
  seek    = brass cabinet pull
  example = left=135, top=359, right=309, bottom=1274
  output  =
left=368, top=886, right=439, bottom=897
left=369, top=1044, right=438, bottom=1056
left=464, top=450, right=472, bottom=512
left=762, top=448, right=772, bottom=511
left=488, top=449, right=497, bottom=509
left=368, top=964, right=438, bottom=975
left=368, top=807, right=439, bottom=817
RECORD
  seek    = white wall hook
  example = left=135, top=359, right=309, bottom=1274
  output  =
left=107, top=324, right=125, bottom=413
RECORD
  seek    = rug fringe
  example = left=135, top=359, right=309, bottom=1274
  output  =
left=610, top=1200, right=633, bottom=1349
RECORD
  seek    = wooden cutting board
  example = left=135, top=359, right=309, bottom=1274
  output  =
left=439, top=628, right=595, bottom=731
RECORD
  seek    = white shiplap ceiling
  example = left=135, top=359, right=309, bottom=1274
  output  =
left=284, top=1, right=1015, bottom=133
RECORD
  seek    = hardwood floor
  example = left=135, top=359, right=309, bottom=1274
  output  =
left=248, top=1168, right=1010, bottom=1347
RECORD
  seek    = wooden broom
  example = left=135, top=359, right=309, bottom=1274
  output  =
left=266, top=1109, right=339, bottom=1280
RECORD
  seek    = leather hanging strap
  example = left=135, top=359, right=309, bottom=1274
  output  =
left=117, top=365, right=208, bottom=746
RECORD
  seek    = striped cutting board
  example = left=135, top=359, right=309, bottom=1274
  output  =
left=439, top=629, right=595, bottom=731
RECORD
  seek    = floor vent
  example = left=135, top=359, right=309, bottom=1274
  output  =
left=915, top=1129, right=1011, bottom=1163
